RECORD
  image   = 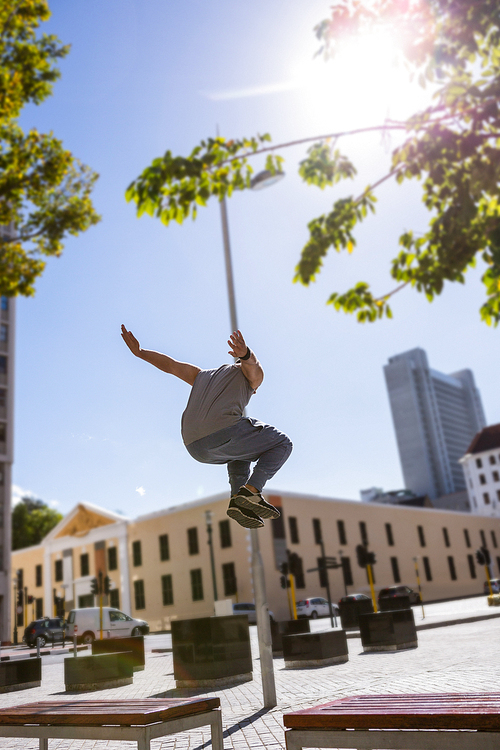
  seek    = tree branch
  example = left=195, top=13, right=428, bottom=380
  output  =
left=373, top=281, right=410, bottom=303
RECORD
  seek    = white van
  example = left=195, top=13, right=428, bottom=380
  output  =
left=65, top=607, right=149, bottom=644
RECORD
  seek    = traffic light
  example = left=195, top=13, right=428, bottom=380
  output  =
left=27, top=595, right=34, bottom=604
left=104, top=576, right=111, bottom=595
left=280, top=575, right=287, bottom=589
left=90, top=577, right=99, bottom=595
left=17, top=589, right=23, bottom=606
left=16, top=569, right=23, bottom=590
left=279, top=561, right=289, bottom=576
left=476, top=547, right=490, bottom=566
left=367, top=551, right=377, bottom=566
left=356, top=544, right=368, bottom=568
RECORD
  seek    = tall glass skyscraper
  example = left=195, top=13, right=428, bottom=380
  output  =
left=384, top=348, right=486, bottom=501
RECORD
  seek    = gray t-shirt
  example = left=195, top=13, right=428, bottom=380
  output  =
left=181, top=364, right=254, bottom=445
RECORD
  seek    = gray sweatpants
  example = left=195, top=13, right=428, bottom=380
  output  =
left=185, top=417, right=292, bottom=495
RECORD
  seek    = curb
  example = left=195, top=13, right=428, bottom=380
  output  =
left=0, top=645, right=89, bottom=661
left=344, top=610, right=500, bottom=638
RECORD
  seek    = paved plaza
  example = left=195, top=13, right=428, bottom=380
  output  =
left=1, top=598, right=500, bottom=750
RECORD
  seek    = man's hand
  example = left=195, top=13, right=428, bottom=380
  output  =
left=228, top=330, right=248, bottom=359
left=121, top=325, right=141, bottom=357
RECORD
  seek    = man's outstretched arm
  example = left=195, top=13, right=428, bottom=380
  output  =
left=228, top=330, right=264, bottom=390
left=121, top=325, right=201, bottom=386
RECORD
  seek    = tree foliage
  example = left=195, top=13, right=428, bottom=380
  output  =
left=127, top=0, right=500, bottom=323
left=0, top=0, right=100, bottom=297
left=12, top=495, right=62, bottom=549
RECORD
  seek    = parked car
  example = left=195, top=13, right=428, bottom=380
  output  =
left=232, top=602, right=274, bottom=624
left=378, top=585, right=421, bottom=605
left=296, top=597, right=339, bottom=619
left=484, top=578, right=500, bottom=594
left=23, top=617, right=66, bottom=648
left=65, top=607, right=149, bottom=644
left=338, top=593, right=372, bottom=605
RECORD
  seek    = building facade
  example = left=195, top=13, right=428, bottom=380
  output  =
left=0, top=294, right=15, bottom=644
left=460, top=424, right=500, bottom=518
left=10, top=491, right=500, bottom=641
left=384, top=348, right=486, bottom=501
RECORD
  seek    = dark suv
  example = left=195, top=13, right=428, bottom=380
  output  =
left=23, top=618, right=66, bottom=648
left=378, top=585, right=421, bottom=605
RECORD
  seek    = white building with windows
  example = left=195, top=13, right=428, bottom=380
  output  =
left=460, top=424, right=500, bottom=518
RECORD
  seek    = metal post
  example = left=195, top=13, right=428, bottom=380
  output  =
left=36, top=637, right=41, bottom=658
left=413, top=557, right=425, bottom=619
left=318, top=537, right=335, bottom=629
left=219, top=194, right=276, bottom=708
left=12, top=580, right=18, bottom=645
left=339, top=550, right=348, bottom=596
left=98, top=571, right=103, bottom=640
left=366, top=564, right=378, bottom=612
left=205, top=511, right=218, bottom=604
left=24, top=586, right=27, bottom=628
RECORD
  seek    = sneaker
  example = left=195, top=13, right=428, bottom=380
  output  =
left=226, top=498, right=264, bottom=528
left=233, top=486, right=281, bottom=520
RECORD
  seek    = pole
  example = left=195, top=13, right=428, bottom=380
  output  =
left=366, top=564, right=378, bottom=613
left=98, top=570, right=103, bottom=640
left=219, top=193, right=276, bottom=708
left=413, top=557, right=425, bottom=619
left=13, top=581, right=18, bottom=645
left=24, top=586, right=27, bottom=627
left=319, top=538, right=335, bottom=628
left=206, top=516, right=218, bottom=603
left=288, top=575, right=297, bottom=619
left=339, top=551, right=348, bottom=596
left=485, top=564, right=493, bottom=596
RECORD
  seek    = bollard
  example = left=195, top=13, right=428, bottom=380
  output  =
left=73, top=624, right=78, bottom=658
left=36, top=637, right=41, bottom=658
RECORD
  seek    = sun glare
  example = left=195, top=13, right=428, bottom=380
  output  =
left=293, top=30, right=431, bottom=131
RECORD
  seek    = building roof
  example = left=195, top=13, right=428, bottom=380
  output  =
left=466, top=424, right=500, bottom=454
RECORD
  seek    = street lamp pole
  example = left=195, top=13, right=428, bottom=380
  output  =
left=219, top=193, right=277, bottom=709
left=205, top=510, right=218, bottom=605
left=12, top=577, right=18, bottom=645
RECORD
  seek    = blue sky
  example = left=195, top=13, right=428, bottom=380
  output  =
left=13, top=0, right=499, bottom=517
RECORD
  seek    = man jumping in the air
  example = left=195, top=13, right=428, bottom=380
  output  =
left=121, top=326, right=292, bottom=529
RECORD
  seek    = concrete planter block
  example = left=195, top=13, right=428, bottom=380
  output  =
left=64, top=652, right=133, bottom=691
left=487, top=594, right=500, bottom=606
left=359, top=609, right=418, bottom=652
left=339, top=599, right=373, bottom=629
left=172, top=615, right=252, bottom=688
left=92, top=635, right=145, bottom=671
left=271, top=619, right=310, bottom=653
left=0, top=658, right=41, bottom=693
left=283, top=630, right=349, bottom=669
left=379, top=595, right=411, bottom=611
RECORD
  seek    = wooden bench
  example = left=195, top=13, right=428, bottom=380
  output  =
left=0, top=698, right=223, bottom=750
left=283, top=693, right=500, bottom=749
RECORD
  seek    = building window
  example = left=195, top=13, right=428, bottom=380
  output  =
left=134, top=580, right=146, bottom=610
left=190, top=569, right=204, bottom=601
left=0, top=297, right=7, bottom=311
left=341, top=557, right=353, bottom=586
left=493, top=471, right=500, bottom=482
left=78, top=594, right=94, bottom=608
left=161, top=574, right=174, bottom=605
left=132, top=540, right=142, bottom=566
left=290, top=554, right=305, bottom=588
left=472, top=496, right=477, bottom=507
left=110, top=589, right=120, bottom=609
left=187, top=527, right=199, bottom=555
left=467, top=554, right=477, bottom=579
left=337, top=519, right=347, bottom=545
left=288, top=516, right=299, bottom=544
left=385, top=523, right=394, bottom=546
left=417, top=525, right=426, bottom=547
left=0, top=389, right=6, bottom=409
left=476, top=458, right=483, bottom=468
left=312, top=518, right=322, bottom=545
left=359, top=521, right=368, bottom=545
left=479, top=474, right=486, bottom=485
left=36, top=598, right=43, bottom=618
left=317, top=557, right=327, bottom=587
left=442, top=527, right=450, bottom=548
left=447, top=556, right=457, bottom=581
left=0, top=324, right=7, bottom=343
left=491, top=530, right=498, bottom=549
left=490, top=455, right=497, bottom=465
left=55, top=559, right=63, bottom=582
left=497, top=490, right=500, bottom=502
left=222, top=562, right=237, bottom=596
left=0, top=356, right=6, bottom=374
left=108, top=547, right=117, bottom=571
left=80, top=553, right=89, bottom=577
left=463, top=529, right=471, bottom=548
left=480, top=530, right=487, bottom=547
left=35, top=564, right=42, bottom=587
left=423, top=556, right=432, bottom=581
left=219, top=520, right=232, bottom=548
left=159, top=534, right=170, bottom=560
left=390, top=556, right=401, bottom=583
left=497, top=556, right=500, bottom=575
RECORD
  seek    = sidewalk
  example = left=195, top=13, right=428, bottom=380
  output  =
left=0, top=602, right=499, bottom=750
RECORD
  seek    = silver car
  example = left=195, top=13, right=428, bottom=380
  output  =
left=296, top=597, right=339, bottom=619
left=232, top=602, right=274, bottom=624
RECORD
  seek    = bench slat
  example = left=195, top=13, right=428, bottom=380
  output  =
left=283, top=693, right=500, bottom=730
left=0, top=698, right=220, bottom=726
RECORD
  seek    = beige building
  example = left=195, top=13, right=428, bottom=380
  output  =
left=10, top=491, right=500, bottom=641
